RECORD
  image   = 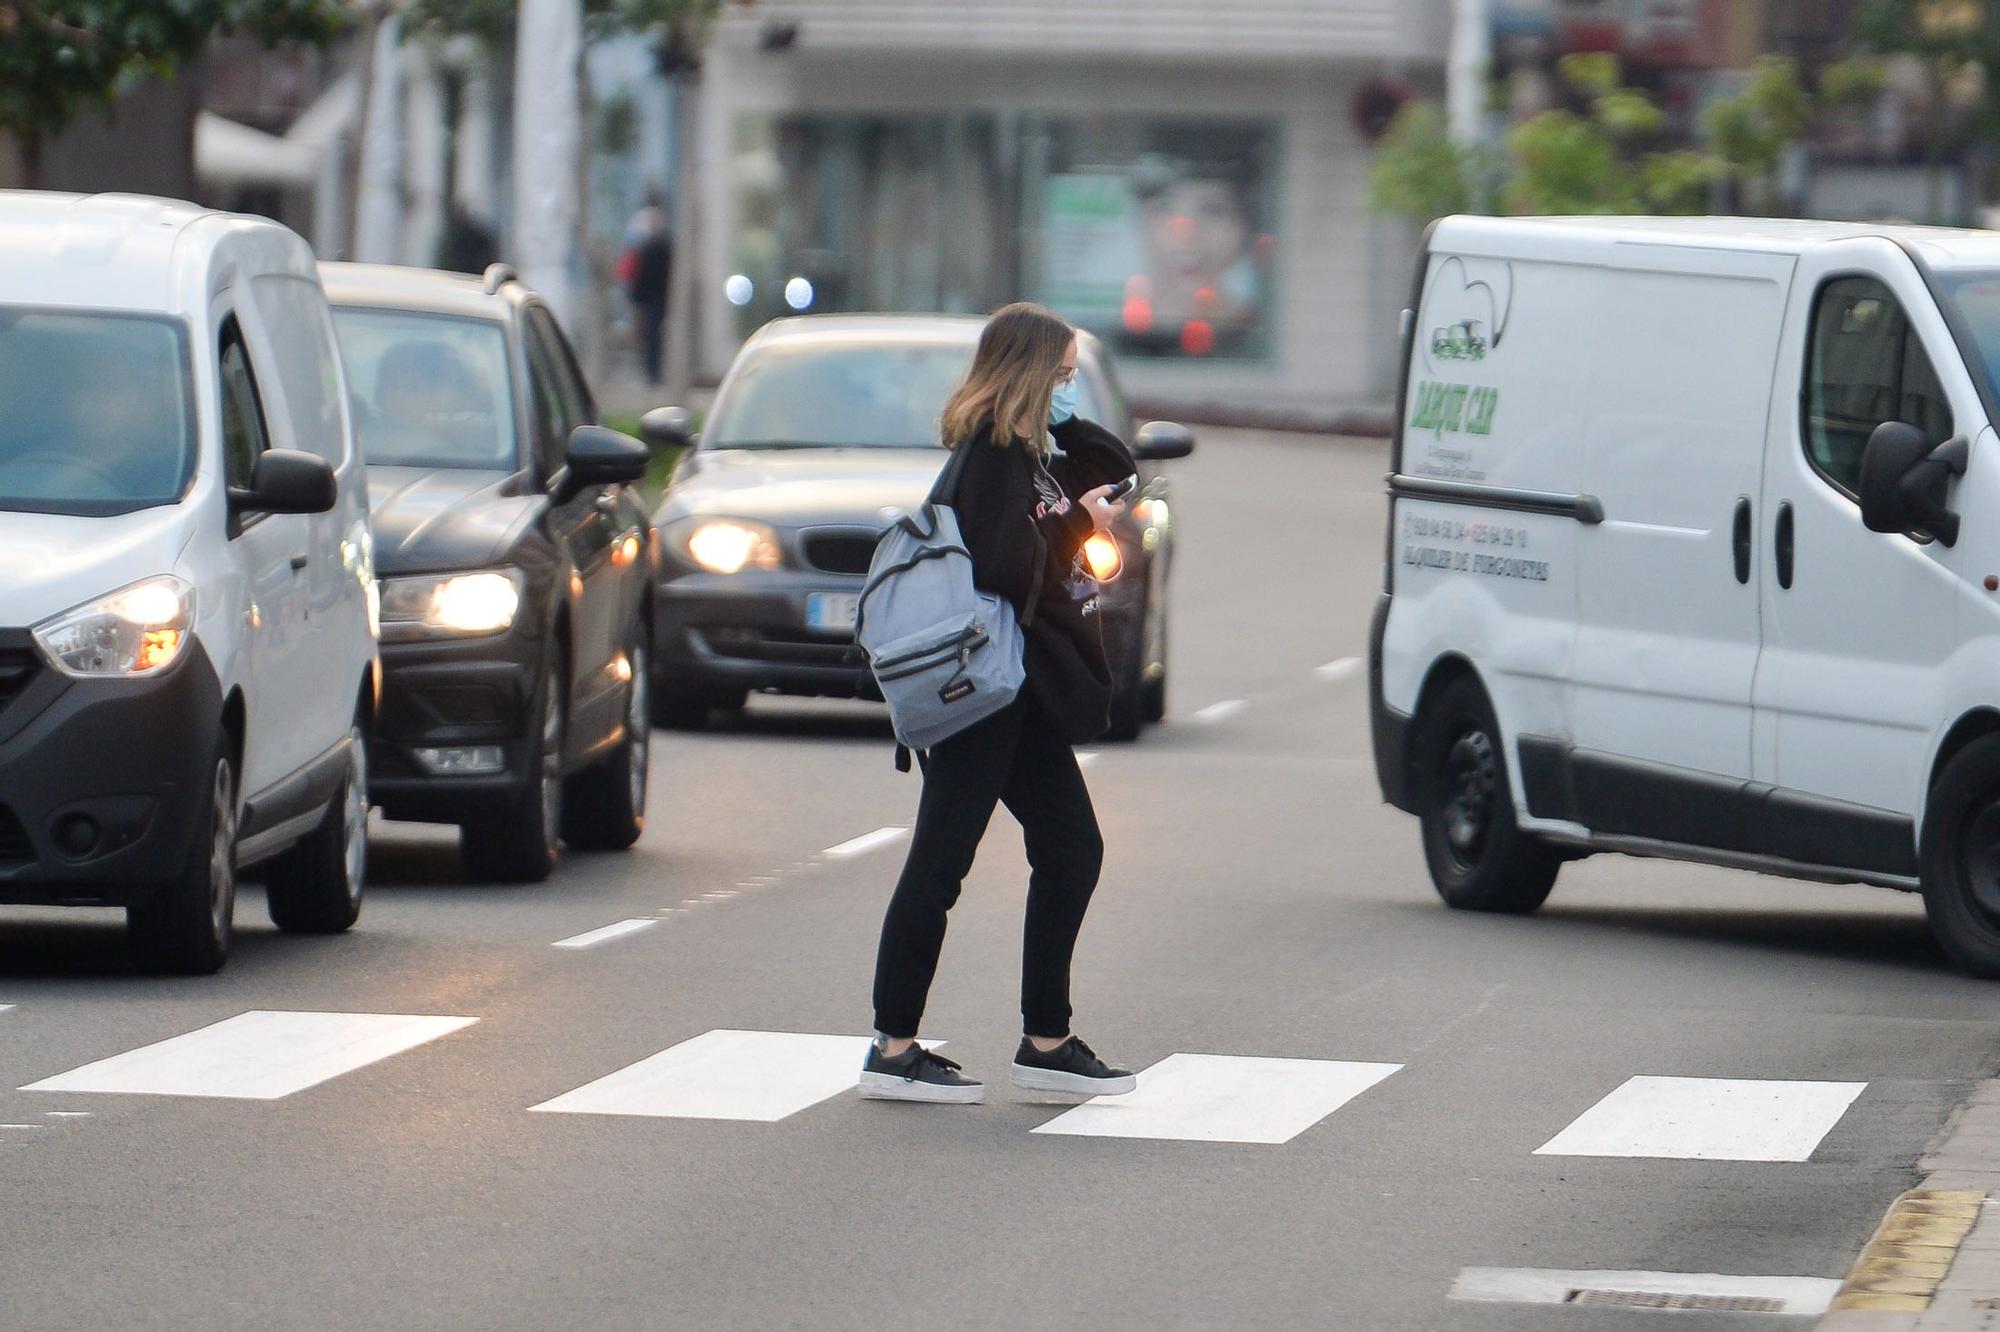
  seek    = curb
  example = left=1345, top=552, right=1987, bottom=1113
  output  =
left=1819, top=1081, right=2000, bottom=1330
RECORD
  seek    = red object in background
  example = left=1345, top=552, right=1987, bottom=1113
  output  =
left=615, top=247, right=640, bottom=288
left=1180, top=320, right=1216, bottom=356
left=1123, top=296, right=1155, bottom=335
left=1193, top=284, right=1219, bottom=313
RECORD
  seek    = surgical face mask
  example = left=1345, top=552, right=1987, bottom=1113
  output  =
left=1049, top=377, right=1079, bottom=426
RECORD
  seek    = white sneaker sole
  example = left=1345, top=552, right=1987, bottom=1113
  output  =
left=857, top=1071, right=986, bottom=1104
left=1010, top=1064, right=1138, bottom=1096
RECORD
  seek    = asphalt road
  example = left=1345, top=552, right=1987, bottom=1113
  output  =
left=4, top=427, right=1999, bottom=1331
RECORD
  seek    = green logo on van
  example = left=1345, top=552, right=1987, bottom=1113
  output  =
left=1410, top=380, right=1498, bottom=439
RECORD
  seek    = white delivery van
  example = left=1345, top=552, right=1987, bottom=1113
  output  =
left=1371, top=215, right=2000, bottom=976
left=0, top=192, right=377, bottom=973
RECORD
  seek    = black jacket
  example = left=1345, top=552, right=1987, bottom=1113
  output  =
left=949, top=416, right=1138, bottom=742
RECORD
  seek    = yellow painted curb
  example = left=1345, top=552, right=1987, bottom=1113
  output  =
left=1828, top=1189, right=1987, bottom=1312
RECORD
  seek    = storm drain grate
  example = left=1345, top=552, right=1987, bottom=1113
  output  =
left=1566, top=1288, right=1788, bottom=1312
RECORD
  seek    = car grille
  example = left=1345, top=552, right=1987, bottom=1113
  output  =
left=0, top=804, right=34, bottom=863
left=0, top=650, right=38, bottom=712
left=801, top=531, right=879, bottom=576
left=698, top=627, right=867, bottom=668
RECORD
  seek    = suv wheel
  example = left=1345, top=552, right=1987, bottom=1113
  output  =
left=461, top=652, right=564, bottom=883
left=265, top=720, right=368, bottom=933
left=1414, top=674, right=1560, bottom=914
left=1921, top=735, right=2000, bottom=976
left=128, top=741, right=237, bottom=974
left=562, top=639, right=650, bottom=851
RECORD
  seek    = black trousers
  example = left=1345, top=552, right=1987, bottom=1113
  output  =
left=871, top=694, right=1104, bottom=1039
left=634, top=299, right=665, bottom=385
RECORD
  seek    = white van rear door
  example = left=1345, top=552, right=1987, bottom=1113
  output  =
left=1571, top=245, right=1795, bottom=792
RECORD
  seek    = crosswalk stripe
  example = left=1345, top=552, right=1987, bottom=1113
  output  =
left=1535, top=1076, right=1866, bottom=1162
left=823, top=826, right=908, bottom=859
left=1193, top=699, right=1245, bottom=723
left=20, top=1011, right=478, bottom=1101
left=531, top=1029, right=904, bottom=1123
left=1031, top=1053, right=1401, bottom=1145
left=552, top=918, right=658, bottom=950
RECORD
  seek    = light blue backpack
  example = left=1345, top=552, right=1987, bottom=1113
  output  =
left=855, top=445, right=1041, bottom=761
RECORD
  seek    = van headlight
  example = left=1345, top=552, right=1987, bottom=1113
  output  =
left=379, top=569, right=523, bottom=638
left=34, top=575, right=196, bottom=677
left=671, top=518, right=782, bottom=574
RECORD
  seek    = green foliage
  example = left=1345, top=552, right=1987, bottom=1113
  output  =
left=1637, top=149, right=1727, bottom=214
left=408, top=0, right=722, bottom=46
left=1501, top=110, right=1631, bottom=214
left=1367, top=102, right=1473, bottom=224
left=1820, top=54, right=1889, bottom=107
left=0, top=0, right=347, bottom=148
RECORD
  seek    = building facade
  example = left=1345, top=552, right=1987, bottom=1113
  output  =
left=697, top=0, right=1451, bottom=424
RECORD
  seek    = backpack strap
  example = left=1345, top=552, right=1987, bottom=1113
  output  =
left=926, top=440, right=976, bottom=507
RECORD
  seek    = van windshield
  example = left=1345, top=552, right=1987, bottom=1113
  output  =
left=1941, top=274, right=2000, bottom=410
left=0, top=309, right=195, bottom=516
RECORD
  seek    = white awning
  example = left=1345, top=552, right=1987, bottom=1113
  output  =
left=194, top=111, right=321, bottom=188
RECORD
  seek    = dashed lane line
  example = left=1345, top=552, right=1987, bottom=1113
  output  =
left=823, top=826, right=910, bottom=859
left=551, top=918, right=660, bottom=951
left=1193, top=699, right=1246, bottom=724
left=1315, top=657, right=1362, bottom=680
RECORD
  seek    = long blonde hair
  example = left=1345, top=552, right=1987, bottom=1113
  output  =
left=940, top=302, right=1074, bottom=450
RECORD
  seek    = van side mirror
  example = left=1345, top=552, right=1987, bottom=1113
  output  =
left=228, top=448, right=336, bottom=518
left=561, top=425, right=649, bottom=495
left=640, top=406, right=695, bottom=450
left=1860, top=423, right=1967, bottom=547
left=1134, top=420, right=1196, bottom=461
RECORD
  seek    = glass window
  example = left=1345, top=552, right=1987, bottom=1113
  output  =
left=706, top=341, right=975, bottom=449
left=0, top=308, right=194, bottom=516
left=329, top=308, right=519, bottom=471
left=1938, top=271, right=2000, bottom=414
left=251, top=275, right=346, bottom=463
left=522, top=328, right=569, bottom=478
left=1804, top=277, right=1953, bottom=496
left=220, top=320, right=270, bottom=492
left=526, top=305, right=595, bottom=427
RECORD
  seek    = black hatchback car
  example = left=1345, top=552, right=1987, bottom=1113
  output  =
left=322, top=262, right=657, bottom=882
left=646, top=315, right=1193, bottom=738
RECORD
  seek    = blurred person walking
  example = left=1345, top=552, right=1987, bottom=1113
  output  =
left=860, top=303, right=1141, bottom=1105
left=617, top=189, right=672, bottom=386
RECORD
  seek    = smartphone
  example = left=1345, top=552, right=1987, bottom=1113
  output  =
left=1102, top=474, right=1138, bottom=504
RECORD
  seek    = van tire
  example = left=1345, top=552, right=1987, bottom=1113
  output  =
left=128, top=741, right=237, bottom=974
left=461, top=653, right=564, bottom=883
left=562, top=639, right=649, bottom=851
left=265, top=723, right=368, bottom=933
left=1413, top=675, right=1559, bottom=914
left=1919, top=735, right=2000, bottom=976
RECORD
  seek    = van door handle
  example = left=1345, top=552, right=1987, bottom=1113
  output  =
left=1732, top=497, right=1752, bottom=584
left=1775, top=502, right=1795, bottom=590
left=289, top=552, right=310, bottom=571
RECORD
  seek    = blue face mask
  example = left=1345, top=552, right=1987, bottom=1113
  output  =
left=1049, top=377, right=1079, bottom=427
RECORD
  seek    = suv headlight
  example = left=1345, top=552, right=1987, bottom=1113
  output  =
left=379, top=569, right=523, bottom=638
left=34, top=575, right=196, bottom=678
left=669, top=518, right=782, bottom=574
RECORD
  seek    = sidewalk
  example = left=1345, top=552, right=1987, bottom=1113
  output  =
left=1820, top=1083, right=2000, bottom=1329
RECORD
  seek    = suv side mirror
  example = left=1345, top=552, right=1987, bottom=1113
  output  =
left=1134, top=420, right=1196, bottom=461
left=564, top=425, right=649, bottom=491
left=640, top=406, right=695, bottom=450
left=229, top=448, right=336, bottom=518
left=1860, top=422, right=1967, bottom=547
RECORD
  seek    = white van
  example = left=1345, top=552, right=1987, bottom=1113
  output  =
left=0, top=193, right=377, bottom=973
left=1372, top=215, right=2000, bottom=976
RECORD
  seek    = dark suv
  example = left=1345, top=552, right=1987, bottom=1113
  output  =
left=322, top=262, right=657, bottom=882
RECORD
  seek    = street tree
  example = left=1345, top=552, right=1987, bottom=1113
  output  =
left=0, top=0, right=348, bottom=186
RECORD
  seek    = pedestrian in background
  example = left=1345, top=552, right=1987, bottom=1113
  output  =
left=860, top=302, right=1141, bottom=1105
left=617, top=189, right=672, bottom=387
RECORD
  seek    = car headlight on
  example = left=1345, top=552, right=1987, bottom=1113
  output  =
left=34, top=575, right=196, bottom=677
left=675, top=518, right=782, bottom=574
left=379, top=569, right=523, bottom=638
left=1082, top=532, right=1123, bottom=582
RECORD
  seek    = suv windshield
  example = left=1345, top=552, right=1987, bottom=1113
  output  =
left=0, top=309, right=194, bottom=516
left=331, top=308, right=519, bottom=469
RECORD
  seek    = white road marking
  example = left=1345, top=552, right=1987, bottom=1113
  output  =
left=1193, top=699, right=1246, bottom=723
left=1315, top=657, right=1362, bottom=681
left=0, top=1004, right=13, bottom=1014
left=20, top=1011, right=477, bottom=1101
left=823, top=826, right=909, bottom=859
left=1536, top=1076, right=1866, bottom=1162
left=0, top=1123, right=40, bottom=1129
left=1449, top=1267, right=1838, bottom=1315
left=1075, top=751, right=1101, bottom=768
left=1032, top=1053, right=1401, bottom=1145
left=42, top=1112, right=89, bottom=1118
left=532, top=1029, right=928, bottom=1123
left=551, top=918, right=659, bottom=950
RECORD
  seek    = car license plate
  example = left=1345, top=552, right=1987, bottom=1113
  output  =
left=806, top=592, right=860, bottom=633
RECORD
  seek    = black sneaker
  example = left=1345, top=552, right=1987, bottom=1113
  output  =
left=1010, top=1035, right=1137, bottom=1096
left=857, top=1039, right=986, bottom=1104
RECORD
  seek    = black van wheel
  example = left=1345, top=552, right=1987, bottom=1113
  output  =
left=461, top=653, right=564, bottom=884
left=1919, top=735, right=2000, bottom=977
left=1414, top=675, right=1559, bottom=914
left=128, top=741, right=236, bottom=974
left=562, top=639, right=650, bottom=851
left=265, top=721, right=368, bottom=933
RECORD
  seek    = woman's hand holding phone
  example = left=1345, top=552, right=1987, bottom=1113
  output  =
left=1079, top=481, right=1128, bottom=533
